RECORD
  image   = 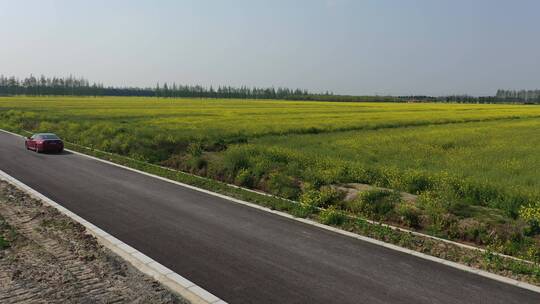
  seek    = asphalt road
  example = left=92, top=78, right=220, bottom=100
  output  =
left=0, top=131, right=538, bottom=304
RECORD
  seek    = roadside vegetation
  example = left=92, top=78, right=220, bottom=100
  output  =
left=1, top=96, right=539, bottom=269
left=0, top=226, right=11, bottom=250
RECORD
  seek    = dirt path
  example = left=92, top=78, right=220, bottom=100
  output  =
left=0, top=181, right=186, bottom=304
left=335, top=183, right=418, bottom=202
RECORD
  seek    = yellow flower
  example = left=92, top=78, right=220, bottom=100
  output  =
left=519, top=202, right=540, bottom=222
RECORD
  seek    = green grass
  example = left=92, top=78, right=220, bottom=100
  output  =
left=1, top=95, right=540, bottom=262
left=0, top=235, right=8, bottom=249
left=0, top=216, right=12, bottom=250
left=242, top=118, right=540, bottom=212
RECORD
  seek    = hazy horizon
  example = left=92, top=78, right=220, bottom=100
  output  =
left=1, top=0, right=539, bottom=96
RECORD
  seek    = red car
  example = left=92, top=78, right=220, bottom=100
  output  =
left=25, top=133, right=64, bottom=153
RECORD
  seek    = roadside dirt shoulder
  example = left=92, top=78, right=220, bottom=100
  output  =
left=0, top=180, right=186, bottom=304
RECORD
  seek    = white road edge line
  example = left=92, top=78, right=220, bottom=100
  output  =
left=0, top=169, right=226, bottom=304
left=1, top=128, right=540, bottom=295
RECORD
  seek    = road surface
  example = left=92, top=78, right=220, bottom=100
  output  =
left=0, top=131, right=538, bottom=304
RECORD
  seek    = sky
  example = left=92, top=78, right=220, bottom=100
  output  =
left=1, top=0, right=539, bottom=96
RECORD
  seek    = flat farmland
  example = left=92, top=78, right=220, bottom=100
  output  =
left=1, top=96, right=539, bottom=262
left=247, top=118, right=540, bottom=202
left=1, top=96, right=540, bottom=140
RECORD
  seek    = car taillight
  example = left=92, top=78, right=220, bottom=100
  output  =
left=36, top=141, right=44, bottom=144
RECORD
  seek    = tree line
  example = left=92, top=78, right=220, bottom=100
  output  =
left=0, top=75, right=311, bottom=99
left=0, top=74, right=538, bottom=104
left=496, top=90, right=540, bottom=104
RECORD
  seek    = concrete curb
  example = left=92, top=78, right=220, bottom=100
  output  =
left=0, top=169, right=227, bottom=304
left=1, top=128, right=540, bottom=295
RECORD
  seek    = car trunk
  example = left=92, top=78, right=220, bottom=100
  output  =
left=43, top=140, right=63, bottom=147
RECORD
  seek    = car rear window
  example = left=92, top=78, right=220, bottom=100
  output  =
left=39, top=134, right=60, bottom=140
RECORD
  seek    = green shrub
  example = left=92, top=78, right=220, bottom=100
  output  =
left=290, top=203, right=316, bottom=218
left=461, top=221, right=489, bottom=244
left=318, top=186, right=344, bottom=208
left=418, top=191, right=447, bottom=215
left=185, top=155, right=208, bottom=173
left=267, top=172, right=300, bottom=199
left=300, top=189, right=321, bottom=206
left=526, top=246, right=540, bottom=263
left=0, top=236, right=8, bottom=250
left=252, top=157, right=274, bottom=178
left=404, top=171, right=434, bottom=194
left=319, top=206, right=346, bottom=225
left=395, top=203, right=421, bottom=228
left=493, top=233, right=538, bottom=259
left=299, top=186, right=343, bottom=208
left=519, top=202, right=540, bottom=222
left=222, top=147, right=253, bottom=175
left=234, top=168, right=256, bottom=188
left=351, top=189, right=400, bottom=219
left=161, top=154, right=183, bottom=170
left=418, top=191, right=462, bottom=234
left=207, top=138, right=227, bottom=151
left=187, top=142, right=203, bottom=157
left=519, top=202, right=540, bottom=236
left=206, top=160, right=226, bottom=180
